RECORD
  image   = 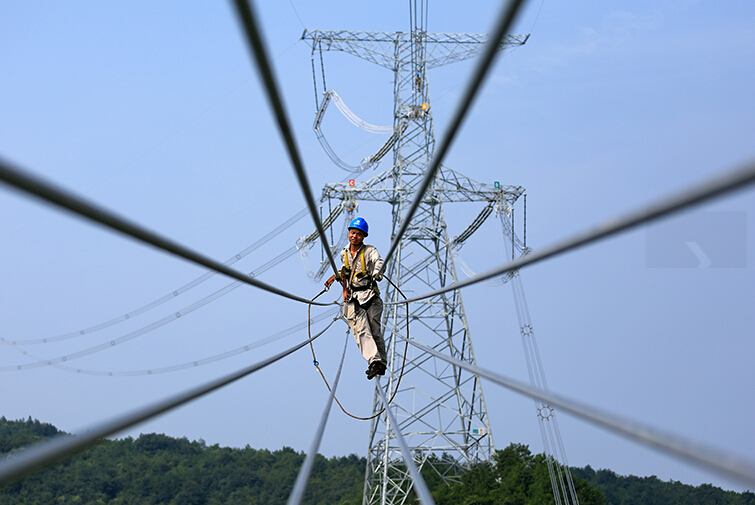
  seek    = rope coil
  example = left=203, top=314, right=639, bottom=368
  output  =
left=308, top=276, right=410, bottom=421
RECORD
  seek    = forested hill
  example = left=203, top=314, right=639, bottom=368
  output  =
left=0, top=416, right=365, bottom=504
left=571, top=465, right=755, bottom=505
left=0, top=416, right=60, bottom=453
left=1, top=416, right=752, bottom=504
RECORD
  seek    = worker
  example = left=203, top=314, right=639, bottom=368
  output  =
left=325, top=217, right=387, bottom=380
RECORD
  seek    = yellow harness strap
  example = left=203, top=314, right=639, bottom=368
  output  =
left=342, top=247, right=367, bottom=284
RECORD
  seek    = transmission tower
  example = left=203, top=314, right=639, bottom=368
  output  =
left=303, top=6, right=527, bottom=504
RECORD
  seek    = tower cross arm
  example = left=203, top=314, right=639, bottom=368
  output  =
left=302, top=29, right=528, bottom=69
left=322, top=182, right=524, bottom=205
left=321, top=164, right=524, bottom=204
left=423, top=32, right=529, bottom=68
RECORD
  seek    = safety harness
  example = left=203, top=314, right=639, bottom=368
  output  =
left=340, top=246, right=378, bottom=294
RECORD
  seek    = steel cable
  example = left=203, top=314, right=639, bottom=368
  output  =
left=0, top=324, right=334, bottom=487
left=2, top=0, right=751, bottom=498
left=230, top=0, right=339, bottom=276
left=0, top=157, right=331, bottom=307
left=3, top=308, right=339, bottom=377
left=0, top=244, right=322, bottom=372
left=10, top=208, right=309, bottom=346
left=399, top=336, right=755, bottom=489
left=389, top=158, right=755, bottom=305
left=9, top=200, right=347, bottom=346
left=286, top=331, right=350, bottom=505
left=375, top=375, right=436, bottom=505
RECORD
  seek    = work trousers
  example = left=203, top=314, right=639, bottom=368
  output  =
left=345, top=296, right=387, bottom=366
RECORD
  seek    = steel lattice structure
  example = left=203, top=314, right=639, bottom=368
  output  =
left=303, top=24, right=526, bottom=505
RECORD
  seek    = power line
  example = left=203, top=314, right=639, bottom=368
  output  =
left=4, top=163, right=362, bottom=348
left=512, top=272, right=580, bottom=505
left=0, top=157, right=332, bottom=307
left=8, top=208, right=311, bottom=346
left=0, top=243, right=339, bottom=372
left=1, top=1, right=750, bottom=500
left=287, top=332, right=349, bottom=505
left=380, top=0, right=530, bottom=273
left=374, top=376, right=436, bottom=505
left=2, top=203, right=350, bottom=373
left=0, top=325, right=333, bottom=487
left=3, top=308, right=340, bottom=376
left=0, top=246, right=300, bottom=370
left=288, top=0, right=306, bottom=30
left=230, top=0, right=339, bottom=276
left=399, top=336, right=755, bottom=489
left=392, top=158, right=755, bottom=304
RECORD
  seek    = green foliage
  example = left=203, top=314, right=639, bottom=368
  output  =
left=432, top=443, right=604, bottom=505
left=0, top=416, right=61, bottom=454
left=1, top=417, right=364, bottom=505
left=2, top=418, right=753, bottom=505
left=572, top=465, right=755, bottom=505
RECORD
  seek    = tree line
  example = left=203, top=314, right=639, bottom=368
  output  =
left=1, top=417, right=752, bottom=504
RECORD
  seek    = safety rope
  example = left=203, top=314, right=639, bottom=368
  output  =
left=307, top=276, right=410, bottom=421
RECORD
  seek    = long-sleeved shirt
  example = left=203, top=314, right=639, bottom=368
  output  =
left=338, top=243, right=383, bottom=306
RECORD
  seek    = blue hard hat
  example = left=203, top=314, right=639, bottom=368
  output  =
left=348, top=217, right=369, bottom=236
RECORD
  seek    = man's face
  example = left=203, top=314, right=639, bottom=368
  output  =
left=349, top=228, right=365, bottom=246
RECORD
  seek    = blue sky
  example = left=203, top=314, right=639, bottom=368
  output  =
left=2, top=0, right=754, bottom=493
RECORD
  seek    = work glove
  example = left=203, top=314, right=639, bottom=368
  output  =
left=324, top=274, right=338, bottom=290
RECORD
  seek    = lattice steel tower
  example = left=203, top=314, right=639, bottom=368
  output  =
left=303, top=6, right=527, bottom=504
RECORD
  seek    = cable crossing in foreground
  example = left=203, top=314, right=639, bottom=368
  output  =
left=375, top=376, right=436, bottom=505
left=389, top=158, right=755, bottom=305
left=0, top=324, right=334, bottom=487
left=7, top=171, right=355, bottom=346
left=399, top=336, right=755, bottom=489
left=287, top=331, right=350, bottom=505
left=1, top=209, right=346, bottom=371
left=230, top=0, right=340, bottom=277
left=0, top=157, right=331, bottom=307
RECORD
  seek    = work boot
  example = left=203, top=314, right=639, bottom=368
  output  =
left=367, top=361, right=386, bottom=380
